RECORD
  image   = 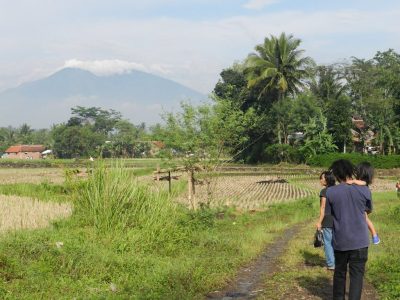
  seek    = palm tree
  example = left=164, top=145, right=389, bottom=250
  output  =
left=244, top=33, right=313, bottom=101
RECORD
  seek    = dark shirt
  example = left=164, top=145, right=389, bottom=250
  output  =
left=319, top=188, right=333, bottom=228
left=326, top=183, right=371, bottom=251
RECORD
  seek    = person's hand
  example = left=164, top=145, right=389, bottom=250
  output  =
left=315, top=222, right=322, bottom=230
left=347, top=179, right=354, bottom=185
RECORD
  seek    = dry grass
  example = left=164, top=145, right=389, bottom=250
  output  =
left=0, top=168, right=65, bottom=184
left=0, top=194, right=72, bottom=233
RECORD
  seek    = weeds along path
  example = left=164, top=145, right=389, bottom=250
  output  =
left=206, top=225, right=302, bottom=300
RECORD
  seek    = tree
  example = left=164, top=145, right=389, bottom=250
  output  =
left=244, top=32, right=313, bottom=103
left=155, top=101, right=257, bottom=208
left=52, top=106, right=124, bottom=158
left=310, top=64, right=346, bottom=110
left=52, top=124, right=104, bottom=158
left=108, top=120, right=146, bottom=158
left=325, top=96, right=353, bottom=152
left=289, top=93, right=321, bottom=134
left=18, top=123, right=33, bottom=144
left=70, top=106, right=122, bottom=134
left=269, top=98, right=293, bottom=144
left=300, top=113, right=338, bottom=158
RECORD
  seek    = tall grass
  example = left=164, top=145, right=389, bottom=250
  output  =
left=74, top=162, right=180, bottom=236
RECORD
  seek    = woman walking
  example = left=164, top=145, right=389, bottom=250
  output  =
left=316, top=170, right=336, bottom=270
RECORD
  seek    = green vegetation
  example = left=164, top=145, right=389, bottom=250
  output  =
left=259, top=191, right=400, bottom=300
left=367, top=192, right=400, bottom=299
left=0, top=182, right=69, bottom=203
left=307, top=153, right=400, bottom=169
left=0, top=164, right=317, bottom=299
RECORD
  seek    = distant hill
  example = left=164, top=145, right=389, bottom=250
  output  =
left=0, top=68, right=206, bottom=128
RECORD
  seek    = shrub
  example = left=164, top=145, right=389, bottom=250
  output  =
left=73, top=162, right=179, bottom=234
left=263, top=144, right=303, bottom=164
left=307, top=153, right=400, bottom=169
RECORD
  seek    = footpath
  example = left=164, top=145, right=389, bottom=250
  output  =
left=206, top=224, right=378, bottom=300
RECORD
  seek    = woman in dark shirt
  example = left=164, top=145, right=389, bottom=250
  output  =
left=316, top=170, right=336, bottom=270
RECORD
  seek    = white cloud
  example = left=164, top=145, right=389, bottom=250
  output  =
left=243, top=0, right=279, bottom=10
left=1, top=4, right=400, bottom=94
left=63, top=59, right=147, bottom=76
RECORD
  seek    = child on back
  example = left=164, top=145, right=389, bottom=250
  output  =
left=349, top=162, right=380, bottom=245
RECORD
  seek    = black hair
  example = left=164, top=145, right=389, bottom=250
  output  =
left=320, top=170, right=336, bottom=187
left=355, top=162, right=374, bottom=186
left=329, top=159, right=354, bottom=182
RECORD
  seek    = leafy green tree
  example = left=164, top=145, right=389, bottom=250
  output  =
left=107, top=120, right=148, bottom=158
left=300, top=113, right=338, bottom=158
left=325, top=96, right=353, bottom=152
left=70, top=106, right=122, bottom=134
left=52, top=124, right=104, bottom=158
left=0, top=127, right=17, bottom=152
left=310, top=64, right=346, bottom=110
left=155, top=101, right=257, bottom=207
left=289, top=93, right=321, bottom=134
left=214, top=64, right=249, bottom=108
left=18, top=123, right=33, bottom=144
left=269, top=98, right=294, bottom=144
left=364, top=96, right=396, bottom=154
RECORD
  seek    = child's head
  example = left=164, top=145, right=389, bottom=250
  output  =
left=355, top=162, right=374, bottom=185
left=320, top=170, right=336, bottom=187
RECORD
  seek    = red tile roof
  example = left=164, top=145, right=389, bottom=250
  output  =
left=5, top=145, right=46, bottom=153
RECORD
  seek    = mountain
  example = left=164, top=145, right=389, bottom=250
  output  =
left=0, top=68, right=206, bottom=128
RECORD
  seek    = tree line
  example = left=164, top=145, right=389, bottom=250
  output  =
left=1, top=33, right=400, bottom=162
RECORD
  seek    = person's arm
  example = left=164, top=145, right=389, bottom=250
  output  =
left=316, top=197, right=326, bottom=230
left=347, top=179, right=367, bottom=186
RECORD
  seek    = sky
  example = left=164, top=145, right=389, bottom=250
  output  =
left=0, top=0, right=400, bottom=94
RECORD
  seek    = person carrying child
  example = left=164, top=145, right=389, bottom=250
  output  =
left=316, top=170, right=336, bottom=270
left=348, top=162, right=380, bottom=245
left=325, top=159, right=372, bottom=300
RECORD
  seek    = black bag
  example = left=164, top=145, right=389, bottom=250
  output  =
left=314, top=229, right=324, bottom=248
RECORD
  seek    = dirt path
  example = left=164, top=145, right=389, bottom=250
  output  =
left=206, top=224, right=379, bottom=300
left=206, top=226, right=302, bottom=300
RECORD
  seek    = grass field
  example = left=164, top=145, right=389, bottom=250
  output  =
left=0, top=163, right=398, bottom=299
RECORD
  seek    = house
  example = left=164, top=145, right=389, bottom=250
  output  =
left=4, top=145, right=46, bottom=159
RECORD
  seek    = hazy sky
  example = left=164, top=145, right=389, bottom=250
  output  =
left=1, top=0, right=399, bottom=93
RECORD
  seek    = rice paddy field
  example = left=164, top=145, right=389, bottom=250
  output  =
left=0, top=161, right=399, bottom=299
left=1, top=163, right=398, bottom=230
left=0, top=195, right=71, bottom=233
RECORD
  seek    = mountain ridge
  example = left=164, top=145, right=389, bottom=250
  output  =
left=0, top=68, right=206, bottom=128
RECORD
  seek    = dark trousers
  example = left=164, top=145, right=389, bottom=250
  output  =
left=333, top=247, right=368, bottom=300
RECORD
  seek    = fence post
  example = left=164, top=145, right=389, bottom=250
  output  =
left=168, top=171, right=172, bottom=193
left=156, top=164, right=160, bottom=181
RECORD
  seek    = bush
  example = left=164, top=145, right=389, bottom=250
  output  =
left=263, top=144, right=303, bottom=164
left=307, top=153, right=400, bottom=169
left=74, top=162, right=179, bottom=235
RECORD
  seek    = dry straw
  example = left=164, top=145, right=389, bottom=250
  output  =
left=0, top=194, right=72, bottom=233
